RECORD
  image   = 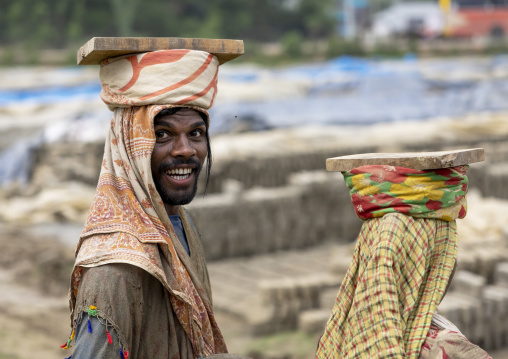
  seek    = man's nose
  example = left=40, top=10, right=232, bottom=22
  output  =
left=171, top=135, right=196, bottom=158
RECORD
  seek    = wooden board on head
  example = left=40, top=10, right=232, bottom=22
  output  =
left=77, top=37, right=244, bottom=65
left=326, top=148, right=485, bottom=172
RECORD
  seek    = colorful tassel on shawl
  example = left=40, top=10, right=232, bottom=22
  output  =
left=106, top=329, right=113, bottom=344
left=87, top=305, right=98, bottom=317
left=87, top=305, right=97, bottom=334
left=64, top=356, right=72, bottom=359
left=61, top=305, right=97, bottom=350
left=60, top=327, right=75, bottom=349
left=120, top=346, right=130, bottom=359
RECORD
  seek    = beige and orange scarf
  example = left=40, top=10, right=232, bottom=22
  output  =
left=69, top=50, right=226, bottom=357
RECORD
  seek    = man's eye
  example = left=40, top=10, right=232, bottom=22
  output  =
left=190, top=129, right=203, bottom=137
left=155, top=131, right=169, bottom=139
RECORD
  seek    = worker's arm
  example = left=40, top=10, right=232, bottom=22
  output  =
left=71, top=315, right=122, bottom=359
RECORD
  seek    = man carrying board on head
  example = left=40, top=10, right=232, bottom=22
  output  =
left=317, top=149, right=492, bottom=359
left=61, top=37, right=248, bottom=359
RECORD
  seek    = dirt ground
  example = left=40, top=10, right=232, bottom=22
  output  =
left=0, top=224, right=318, bottom=359
left=0, top=224, right=507, bottom=359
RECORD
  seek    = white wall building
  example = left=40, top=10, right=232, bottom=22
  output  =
left=371, top=2, right=445, bottom=39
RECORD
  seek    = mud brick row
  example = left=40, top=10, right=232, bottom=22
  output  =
left=483, top=162, right=508, bottom=200
left=246, top=274, right=339, bottom=335
left=32, top=141, right=104, bottom=187
left=495, top=262, right=508, bottom=287
left=457, top=245, right=508, bottom=284
left=201, top=147, right=377, bottom=195
left=438, top=263, right=508, bottom=351
left=29, top=132, right=508, bottom=198
left=298, top=309, right=332, bottom=335
left=483, top=286, right=508, bottom=350
left=189, top=171, right=362, bottom=261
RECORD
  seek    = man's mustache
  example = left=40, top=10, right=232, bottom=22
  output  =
left=158, top=158, right=202, bottom=174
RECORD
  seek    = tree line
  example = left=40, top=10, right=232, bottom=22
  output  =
left=0, top=0, right=341, bottom=49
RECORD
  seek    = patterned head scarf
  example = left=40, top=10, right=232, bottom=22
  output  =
left=69, top=50, right=226, bottom=357
left=316, top=165, right=468, bottom=359
left=100, top=49, right=220, bottom=116
left=344, top=165, right=468, bottom=221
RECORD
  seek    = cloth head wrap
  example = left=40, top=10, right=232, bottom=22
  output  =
left=99, top=49, right=220, bottom=124
left=343, top=165, right=468, bottom=221
left=316, top=165, right=468, bottom=358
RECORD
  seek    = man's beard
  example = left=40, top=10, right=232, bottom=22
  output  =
left=154, top=159, right=202, bottom=206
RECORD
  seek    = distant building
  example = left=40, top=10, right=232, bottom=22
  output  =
left=370, top=0, right=508, bottom=40
left=371, top=2, right=445, bottom=39
left=446, top=0, right=508, bottom=38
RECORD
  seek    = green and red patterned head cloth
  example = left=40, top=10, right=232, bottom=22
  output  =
left=343, top=165, right=468, bottom=222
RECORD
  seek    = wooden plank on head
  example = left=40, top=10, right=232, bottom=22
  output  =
left=77, top=37, right=244, bottom=65
left=326, top=148, right=485, bottom=172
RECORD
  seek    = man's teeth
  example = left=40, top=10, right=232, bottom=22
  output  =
left=166, top=168, right=192, bottom=179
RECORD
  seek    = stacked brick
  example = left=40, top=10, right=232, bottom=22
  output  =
left=439, top=262, right=508, bottom=351
left=31, top=141, right=104, bottom=188
left=209, top=247, right=508, bottom=353
left=189, top=172, right=362, bottom=261
left=24, top=128, right=508, bottom=351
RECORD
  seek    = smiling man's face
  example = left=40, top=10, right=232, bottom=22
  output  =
left=151, top=108, right=208, bottom=215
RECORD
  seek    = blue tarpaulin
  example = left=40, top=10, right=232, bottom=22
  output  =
left=2, top=56, right=508, bottom=133
left=2, top=55, right=508, bottom=186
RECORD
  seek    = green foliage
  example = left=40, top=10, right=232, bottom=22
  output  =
left=196, top=8, right=223, bottom=39
left=283, top=31, right=303, bottom=57
left=110, top=0, right=139, bottom=36
left=0, top=47, right=16, bottom=66
left=297, top=0, right=337, bottom=39
left=4, top=0, right=500, bottom=65
left=368, top=42, right=406, bottom=58
left=326, top=36, right=365, bottom=58
left=0, top=0, right=337, bottom=50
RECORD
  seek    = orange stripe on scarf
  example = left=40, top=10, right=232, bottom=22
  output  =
left=138, top=53, right=215, bottom=102
left=174, top=65, right=219, bottom=106
left=119, top=50, right=190, bottom=93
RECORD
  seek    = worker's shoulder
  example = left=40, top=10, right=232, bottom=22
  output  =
left=80, top=263, right=157, bottom=288
left=77, top=263, right=166, bottom=308
left=181, top=206, right=201, bottom=233
left=181, top=206, right=197, bottom=224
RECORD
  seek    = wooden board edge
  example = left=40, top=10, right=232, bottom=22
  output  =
left=325, top=148, right=485, bottom=172
left=77, top=37, right=244, bottom=65
left=77, top=37, right=97, bottom=65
